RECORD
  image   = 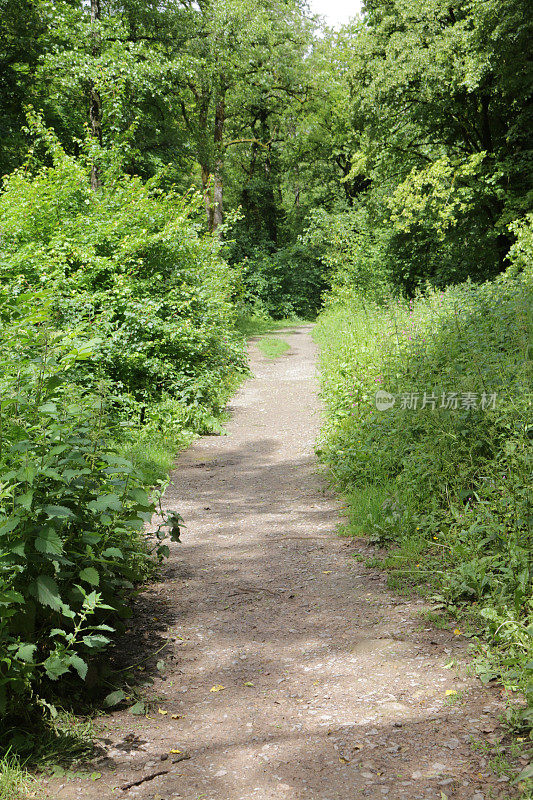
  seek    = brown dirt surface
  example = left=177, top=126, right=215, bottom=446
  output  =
left=45, top=326, right=521, bottom=800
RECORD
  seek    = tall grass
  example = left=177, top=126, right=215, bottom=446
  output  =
left=0, top=754, right=36, bottom=800
left=315, top=276, right=533, bottom=732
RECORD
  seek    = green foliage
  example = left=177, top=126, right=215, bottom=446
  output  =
left=300, top=206, right=391, bottom=303
left=0, top=127, right=245, bottom=728
left=508, top=215, right=533, bottom=284
left=0, top=121, right=246, bottom=408
left=283, top=0, right=533, bottom=295
left=315, top=273, right=533, bottom=727
left=229, top=238, right=326, bottom=319
left=0, top=292, right=176, bottom=719
left=0, top=751, right=36, bottom=800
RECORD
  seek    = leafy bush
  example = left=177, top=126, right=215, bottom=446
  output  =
left=0, top=293, right=183, bottom=721
left=227, top=232, right=327, bottom=320
left=0, top=117, right=247, bottom=413
left=300, top=206, right=392, bottom=303
left=315, top=274, right=532, bottom=727
left=0, top=122, right=246, bottom=727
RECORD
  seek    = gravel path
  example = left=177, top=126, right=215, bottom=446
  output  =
left=49, top=326, right=516, bottom=800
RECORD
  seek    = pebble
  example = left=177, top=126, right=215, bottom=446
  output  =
left=442, top=737, right=460, bottom=749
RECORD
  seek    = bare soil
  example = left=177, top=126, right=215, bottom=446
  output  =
left=46, top=326, right=519, bottom=800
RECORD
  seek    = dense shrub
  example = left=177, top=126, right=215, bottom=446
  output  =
left=0, top=293, right=182, bottom=720
left=315, top=273, right=532, bottom=728
left=0, top=127, right=247, bottom=413
left=0, top=125, right=246, bottom=725
left=300, top=206, right=391, bottom=303
left=226, top=226, right=327, bottom=319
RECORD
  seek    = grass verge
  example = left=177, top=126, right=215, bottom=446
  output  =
left=314, top=278, right=532, bottom=754
left=0, top=754, right=38, bottom=800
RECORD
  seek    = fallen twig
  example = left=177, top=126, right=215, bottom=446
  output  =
left=229, top=585, right=281, bottom=596
left=121, top=769, right=169, bottom=790
left=171, top=752, right=191, bottom=763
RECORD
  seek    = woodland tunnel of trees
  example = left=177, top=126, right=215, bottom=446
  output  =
left=0, top=0, right=532, bottom=770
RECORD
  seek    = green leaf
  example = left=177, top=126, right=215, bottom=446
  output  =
left=102, top=547, right=124, bottom=559
left=38, top=402, right=57, bottom=414
left=43, top=652, right=71, bottom=680
left=157, top=544, right=170, bottom=560
left=34, top=575, right=62, bottom=611
left=60, top=603, right=76, bottom=619
left=0, top=515, right=21, bottom=536
left=88, top=494, right=122, bottom=513
left=79, top=567, right=99, bottom=586
left=103, top=689, right=127, bottom=707
left=128, top=701, right=146, bottom=715
left=69, top=655, right=88, bottom=680
left=81, top=634, right=110, bottom=650
left=44, top=505, right=75, bottom=519
left=16, top=644, right=37, bottom=663
left=35, top=529, right=64, bottom=556
left=0, top=589, right=24, bottom=606
left=129, top=487, right=149, bottom=505
left=17, top=490, right=34, bottom=511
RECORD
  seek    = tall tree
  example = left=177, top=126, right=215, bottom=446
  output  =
left=89, top=0, right=103, bottom=188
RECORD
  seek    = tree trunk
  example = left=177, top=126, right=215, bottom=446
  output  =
left=90, top=0, right=102, bottom=190
left=212, top=94, right=225, bottom=232
left=201, top=165, right=215, bottom=232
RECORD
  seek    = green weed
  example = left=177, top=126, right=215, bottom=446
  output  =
left=420, top=610, right=453, bottom=630
left=256, top=336, right=291, bottom=359
left=234, top=314, right=304, bottom=338
left=315, top=275, right=533, bottom=731
left=0, top=754, right=37, bottom=800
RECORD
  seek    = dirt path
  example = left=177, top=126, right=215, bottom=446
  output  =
left=49, top=326, right=515, bottom=800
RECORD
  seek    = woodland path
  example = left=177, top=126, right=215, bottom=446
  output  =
left=49, top=326, right=513, bottom=800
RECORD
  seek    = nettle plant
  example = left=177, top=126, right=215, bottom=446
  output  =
left=0, top=292, right=180, bottom=715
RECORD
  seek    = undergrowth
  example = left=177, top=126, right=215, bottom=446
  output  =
left=315, top=272, right=533, bottom=743
left=0, top=120, right=246, bottom=748
left=0, top=753, right=37, bottom=800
